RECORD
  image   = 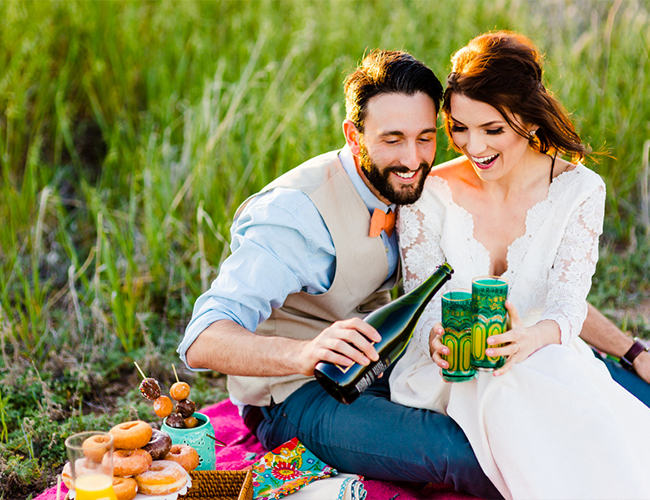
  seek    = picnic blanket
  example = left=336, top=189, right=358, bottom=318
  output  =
left=35, top=399, right=480, bottom=500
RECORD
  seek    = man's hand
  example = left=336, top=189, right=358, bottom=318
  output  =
left=633, top=351, right=650, bottom=384
left=296, top=318, right=381, bottom=376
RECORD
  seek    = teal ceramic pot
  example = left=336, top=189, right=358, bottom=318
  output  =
left=161, top=412, right=216, bottom=471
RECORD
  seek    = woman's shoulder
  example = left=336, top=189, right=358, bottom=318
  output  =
left=425, top=156, right=474, bottom=193
left=429, top=155, right=471, bottom=179
left=555, top=161, right=606, bottom=194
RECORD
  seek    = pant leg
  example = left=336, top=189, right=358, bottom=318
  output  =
left=255, top=379, right=503, bottom=500
left=595, top=350, right=650, bottom=407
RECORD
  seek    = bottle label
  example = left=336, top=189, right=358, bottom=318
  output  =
left=354, top=359, right=388, bottom=394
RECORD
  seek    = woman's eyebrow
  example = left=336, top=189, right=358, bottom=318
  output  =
left=450, top=116, right=504, bottom=128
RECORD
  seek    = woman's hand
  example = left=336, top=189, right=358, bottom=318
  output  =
left=487, top=300, right=551, bottom=377
left=430, top=301, right=560, bottom=379
left=429, top=322, right=450, bottom=372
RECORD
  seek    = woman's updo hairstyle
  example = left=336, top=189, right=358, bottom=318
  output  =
left=442, top=31, right=589, bottom=162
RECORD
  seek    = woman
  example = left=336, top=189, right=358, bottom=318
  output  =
left=390, top=31, right=650, bottom=499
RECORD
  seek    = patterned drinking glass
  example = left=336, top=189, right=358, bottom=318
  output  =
left=441, top=289, right=476, bottom=382
left=471, top=276, right=509, bottom=370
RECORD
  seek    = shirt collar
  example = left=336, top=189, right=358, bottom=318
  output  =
left=338, top=145, right=396, bottom=215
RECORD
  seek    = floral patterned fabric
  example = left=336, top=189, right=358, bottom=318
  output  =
left=252, top=437, right=337, bottom=499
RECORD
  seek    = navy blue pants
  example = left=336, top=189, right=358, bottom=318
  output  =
left=596, top=350, right=650, bottom=406
left=253, top=353, right=649, bottom=500
left=254, top=368, right=503, bottom=499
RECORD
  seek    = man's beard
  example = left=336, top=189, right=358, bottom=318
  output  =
left=359, top=143, right=433, bottom=205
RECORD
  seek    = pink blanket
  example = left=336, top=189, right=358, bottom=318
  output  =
left=35, top=400, right=480, bottom=500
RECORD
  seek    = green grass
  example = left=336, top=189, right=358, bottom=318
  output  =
left=1, top=0, right=650, bottom=496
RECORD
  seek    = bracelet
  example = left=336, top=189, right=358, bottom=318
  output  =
left=620, top=338, right=650, bottom=371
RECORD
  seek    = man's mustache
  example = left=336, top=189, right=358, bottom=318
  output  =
left=386, top=162, right=431, bottom=175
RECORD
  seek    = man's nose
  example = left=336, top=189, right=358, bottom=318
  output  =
left=402, top=143, right=421, bottom=170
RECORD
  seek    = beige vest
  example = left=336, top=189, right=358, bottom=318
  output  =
left=228, top=150, right=399, bottom=406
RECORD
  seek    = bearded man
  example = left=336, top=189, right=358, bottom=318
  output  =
left=178, top=49, right=502, bottom=498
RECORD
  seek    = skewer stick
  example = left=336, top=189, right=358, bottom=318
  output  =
left=172, top=364, right=180, bottom=384
left=56, top=475, right=61, bottom=500
left=134, top=361, right=147, bottom=380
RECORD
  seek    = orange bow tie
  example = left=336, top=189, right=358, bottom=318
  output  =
left=369, top=208, right=396, bottom=238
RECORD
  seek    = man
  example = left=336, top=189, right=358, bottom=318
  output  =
left=179, top=49, right=649, bottom=498
left=581, top=305, right=650, bottom=406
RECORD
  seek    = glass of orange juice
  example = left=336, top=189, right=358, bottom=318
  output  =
left=65, top=431, right=117, bottom=500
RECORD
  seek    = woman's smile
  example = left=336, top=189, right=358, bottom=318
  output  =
left=471, top=154, right=499, bottom=169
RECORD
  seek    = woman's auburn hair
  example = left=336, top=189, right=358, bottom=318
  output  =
left=442, top=31, right=589, bottom=162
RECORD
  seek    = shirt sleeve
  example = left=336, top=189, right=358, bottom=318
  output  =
left=177, top=188, right=336, bottom=370
left=397, top=199, right=447, bottom=358
left=540, top=181, right=606, bottom=344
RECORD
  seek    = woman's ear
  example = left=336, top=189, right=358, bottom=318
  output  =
left=343, top=119, right=361, bottom=156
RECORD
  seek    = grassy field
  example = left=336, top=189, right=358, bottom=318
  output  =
left=2, top=0, right=650, bottom=497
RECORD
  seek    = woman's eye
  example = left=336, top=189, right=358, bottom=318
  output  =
left=486, top=128, right=505, bottom=135
left=451, top=125, right=466, bottom=133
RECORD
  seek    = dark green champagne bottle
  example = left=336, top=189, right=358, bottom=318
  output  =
left=314, top=262, right=454, bottom=404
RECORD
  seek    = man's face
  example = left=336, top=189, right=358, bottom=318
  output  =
left=353, top=92, right=438, bottom=205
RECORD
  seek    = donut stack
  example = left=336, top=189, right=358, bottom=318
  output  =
left=140, top=376, right=199, bottom=429
left=61, top=420, right=200, bottom=499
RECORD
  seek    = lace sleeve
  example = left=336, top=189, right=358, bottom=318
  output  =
left=398, top=200, right=447, bottom=358
left=540, top=182, right=606, bottom=344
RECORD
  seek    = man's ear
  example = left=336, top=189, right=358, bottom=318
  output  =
left=343, top=119, right=361, bottom=156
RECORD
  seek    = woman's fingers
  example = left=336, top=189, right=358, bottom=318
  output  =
left=430, top=323, right=449, bottom=368
left=486, top=339, right=520, bottom=359
left=505, top=300, right=522, bottom=327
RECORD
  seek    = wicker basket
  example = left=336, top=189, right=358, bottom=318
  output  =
left=180, top=470, right=254, bottom=500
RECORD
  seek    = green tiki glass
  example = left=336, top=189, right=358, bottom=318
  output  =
left=441, top=289, right=476, bottom=382
left=471, top=276, right=508, bottom=370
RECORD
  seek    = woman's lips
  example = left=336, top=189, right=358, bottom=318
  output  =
left=472, top=154, right=499, bottom=169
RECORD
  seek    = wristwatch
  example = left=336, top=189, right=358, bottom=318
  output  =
left=620, top=337, right=650, bottom=371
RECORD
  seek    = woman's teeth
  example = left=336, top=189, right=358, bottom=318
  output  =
left=473, top=154, right=499, bottom=166
left=396, top=171, right=416, bottom=179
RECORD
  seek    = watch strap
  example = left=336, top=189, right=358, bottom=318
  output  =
left=620, top=338, right=650, bottom=369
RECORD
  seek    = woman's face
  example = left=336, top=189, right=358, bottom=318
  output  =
left=448, top=93, right=535, bottom=183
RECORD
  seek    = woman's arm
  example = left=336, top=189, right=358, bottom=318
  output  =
left=478, top=179, right=606, bottom=375
left=398, top=199, right=447, bottom=358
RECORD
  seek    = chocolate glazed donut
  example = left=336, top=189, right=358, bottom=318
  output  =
left=143, top=429, right=173, bottom=460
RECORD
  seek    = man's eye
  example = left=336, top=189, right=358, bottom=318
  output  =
left=385, top=139, right=399, bottom=144
left=451, top=125, right=466, bottom=133
left=486, top=128, right=505, bottom=135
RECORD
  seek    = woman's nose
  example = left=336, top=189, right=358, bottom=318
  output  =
left=465, top=132, right=486, bottom=156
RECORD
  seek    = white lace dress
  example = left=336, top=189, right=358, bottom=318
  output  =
left=390, top=166, right=650, bottom=500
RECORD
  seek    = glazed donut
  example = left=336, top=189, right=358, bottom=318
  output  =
left=109, top=420, right=152, bottom=450
left=112, top=477, right=138, bottom=500
left=164, top=444, right=200, bottom=472
left=82, top=434, right=112, bottom=463
left=142, top=429, right=172, bottom=461
left=107, top=448, right=152, bottom=477
left=134, top=460, right=187, bottom=495
left=61, top=459, right=101, bottom=489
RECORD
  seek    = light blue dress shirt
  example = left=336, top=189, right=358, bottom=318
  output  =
left=177, top=145, right=399, bottom=370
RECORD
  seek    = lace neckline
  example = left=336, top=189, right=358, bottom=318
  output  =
left=430, top=165, right=584, bottom=279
